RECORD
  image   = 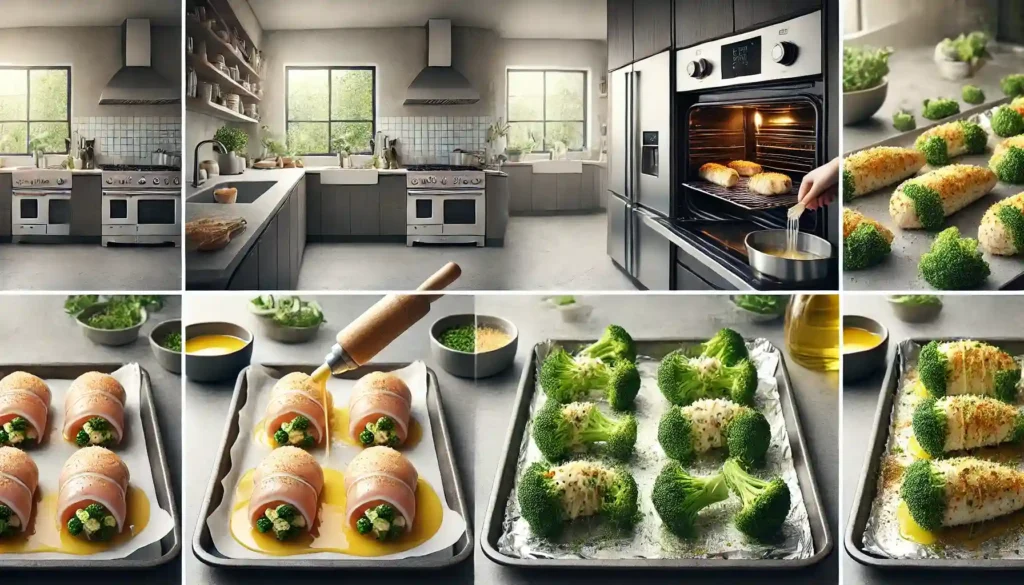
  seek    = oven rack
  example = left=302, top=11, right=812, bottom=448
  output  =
left=684, top=176, right=799, bottom=211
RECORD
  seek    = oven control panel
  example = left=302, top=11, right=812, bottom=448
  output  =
left=677, top=10, right=821, bottom=92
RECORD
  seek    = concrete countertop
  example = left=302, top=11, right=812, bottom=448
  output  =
left=185, top=168, right=306, bottom=288
left=1, top=295, right=182, bottom=584
left=302, top=167, right=508, bottom=177
left=503, top=160, right=607, bottom=168
left=843, top=294, right=1024, bottom=584
left=0, top=168, right=103, bottom=175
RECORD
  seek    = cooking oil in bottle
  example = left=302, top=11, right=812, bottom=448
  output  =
left=784, top=294, right=839, bottom=371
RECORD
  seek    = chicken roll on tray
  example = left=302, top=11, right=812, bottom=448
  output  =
left=59, top=447, right=129, bottom=542
left=349, top=372, right=412, bottom=448
left=63, top=372, right=125, bottom=448
left=346, top=446, right=418, bottom=542
left=0, top=447, right=38, bottom=537
left=264, top=373, right=327, bottom=449
left=249, top=446, right=324, bottom=541
left=0, top=371, right=50, bottom=448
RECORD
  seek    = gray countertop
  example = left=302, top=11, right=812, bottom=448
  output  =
left=0, top=295, right=181, bottom=583
left=842, top=294, right=1024, bottom=584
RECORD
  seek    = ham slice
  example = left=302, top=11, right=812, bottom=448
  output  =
left=247, top=446, right=324, bottom=529
left=62, top=391, right=124, bottom=445
left=347, top=372, right=412, bottom=444
left=0, top=372, right=51, bottom=405
left=263, top=373, right=326, bottom=445
left=0, top=390, right=49, bottom=441
left=0, top=447, right=38, bottom=532
left=344, top=446, right=418, bottom=530
left=68, top=372, right=126, bottom=405
left=57, top=447, right=129, bottom=531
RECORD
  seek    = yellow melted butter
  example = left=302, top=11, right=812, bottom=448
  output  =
left=842, top=327, right=883, bottom=354
left=898, top=501, right=1024, bottom=549
left=185, top=335, right=248, bottom=356
left=897, top=501, right=937, bottom=545
left=907, top=435, right=933, bottom=460
left=229, top=468, right=443, bottom=556
left=0, top=486, right=150, bottom=554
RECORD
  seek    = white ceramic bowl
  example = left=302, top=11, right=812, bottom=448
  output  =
left=843, top=80, right=888, bottom=125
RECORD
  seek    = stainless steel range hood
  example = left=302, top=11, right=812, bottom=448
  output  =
left=404, top=19, right=480, bottom=105
left=99, top=19, right=179, bottom=105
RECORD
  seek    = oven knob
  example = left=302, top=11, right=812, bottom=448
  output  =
left=106, top=177, right=112, bottom=184
left=441, top=177, right=447, bottom=185
left=686, top=58, right=710, bottom=79
left=472, top=178, right=482, bottom=185
left=173, top=177, right=180, bottom=185
left=411, top=178, right=419, bottom=185
left=772, top=41, right=799, bottom=66
left=139, top=177, right=147, bottom=185
left=56, top=178, right=65, bottom=185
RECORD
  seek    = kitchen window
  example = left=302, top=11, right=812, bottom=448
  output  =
left=507, top=69, right=587, bottom=152
left=0, top=67, right=71, bottom=155
left=286, top=66, right=376, bottom=155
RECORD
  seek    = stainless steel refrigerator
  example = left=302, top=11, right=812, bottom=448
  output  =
left=606, top=50, right=673, bottom=290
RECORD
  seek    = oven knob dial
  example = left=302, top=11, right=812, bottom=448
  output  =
left=411, top=178, right=419, bottom=185
left=173, top=177, right=180, bottom=185
left=56, top=178, right=65, bottom=185
left=441, top=177, right=447, bottom=185
left=139, top=177, right=147, bottom=185
left=472, top=178, right=482, bottom=185
left=772, top=41, right=798, bottom=66
left=106, top=177, right=112, bottom=184
left=687, top=58, right=710, bottom=79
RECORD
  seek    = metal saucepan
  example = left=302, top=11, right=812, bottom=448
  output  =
left=745, top=229, right=832, bottom=282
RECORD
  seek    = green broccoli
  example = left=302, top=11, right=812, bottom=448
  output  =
left=991, top=145, right=1024, bottom=184
left=844, top=222, right=892, bottom=270
left=0, top=505, right=10, bottom=520
left=917, top=340, right=1020, bottom=402
left=700, top=328, right=749, bottom=367
left=517, top=460, right=638, bottom=538
left=899, top=459, right=946, bottom=531
left=67, top=516, right=84, bottom=536
left=722, top=458, right=791, bottom=541
left=922, top=98, right=960, bottom=120
left=0, top=429, right=7, bottom=445
left=290, top=416, right=310, bottom=431
left=85, top=503, right=106, bottom=519
left=591, top=360, right=641, bottom=410
left=356, top=503, right=406, bottom=541
left=657, top=351, right=758, bottom=406
left=912, top=395, right=1024, bottom=458
left=577, top=324, right=637, bottom=365
left=893, top=109, right=917, bottom=132
left=255, top=517, right=273, bottom=533
left=531, top=400, right=637, bottom=462
left=274, top=415, right=316, bottom=448
left=991, top=106, right=1024, bottom=138
left=658, top=399, right=771, bottom=467
left=262, top=503, right=306, bottom=541
left=917, top=341, right=949, bottom=397
left=1001, top=74, right=1024, bottom=98
left=962, top=85, right=985, bottom=105
left=916, top=135, right=949, bottom=166
left=731, top=295, right=786, bottom=316
left=355, top=517, right=372, bottom=534
left=540, top=347, right=640, bottom=410
left=902, top=183, right=946, bottom=230
left=69, top=504, right=117, bottom=541
left=995, top=204, right=1024, bottom=253
left=273, top=429, right=288, bottom=446
left=360, top=415, right=401, bottom=447
left=842, top=168, right=854, bottom=198
left=919, top=227, right=991, bottom=289
left=650, top=461, right=730, bottom=537
left=75, top=429, right=90, bottom=447
left=962, top=121, right=990, bottom=154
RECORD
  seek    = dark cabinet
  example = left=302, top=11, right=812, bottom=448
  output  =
left=305, top=173, right=321, bottom=237
left=70, top=175, right=102, bottom=237
left=276, top=192, right=291, bottom=289
left=633, top=0, right=672, bottom=61
left=0, top=173, right=11, bottom=238
left=228, top=245, right=259, bottom=290
left=607, top=0, right=633, bottom=71
left=379, top=176, right=406, bottom=236
left=258, top=213, right=279, bottom=290
left=674, top=0, right=734, bottom=48
left=733, top=0, right=820, bottom=31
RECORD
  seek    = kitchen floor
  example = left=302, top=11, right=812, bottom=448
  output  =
left=0, top=244, right=181, bottom=291
left=297, top=214, right=635, bottom=290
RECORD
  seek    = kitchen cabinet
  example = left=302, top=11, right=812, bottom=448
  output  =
left=733, top=0, right=820, bottom=31
left=289, top=184, right=302, bottom=286
left=320, top=186, right=351, bottom=236
left=257, top=213, right=279, bottom=290
left=556, top=173, right=582, bottom=210
left=581, top=165, right=601, bottom=209
left=607, top=0, right=634, bottom=71
left=505, top=166, right=532, bottom=213
left=228, top=245, right=259, bottom=290
left=674, top=0, right=734, bottom=48
left=305, top=173, right=322, bottom=238
left=378, top=176, right=406, bottom=236
left=530, top=174, right=557, bottom=212
left=485, top=174, right=510, bottom=244
left=349, top=185, right=380, bottom=236
left=276, top=190, right=292, bottom=288
left=633, top=0, right=672, bottom=61
left=70, top=175, right=102, bottom=237
left=0, top=173, right=11, bottom=239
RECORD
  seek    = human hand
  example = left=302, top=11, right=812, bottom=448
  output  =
left=798, top=157, right=839, bottom=210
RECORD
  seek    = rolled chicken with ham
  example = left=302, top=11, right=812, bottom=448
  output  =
left=348, top=372, right=412, bottom=448
left=58, top=446, right=130, bottom=542
left=264, top=373, right=327, bottom=449
left=346, top=446, right=418, bottom=541
left=63, top=372, right=125, bottom=448
left=0, top=447, right=38, bottom=536
left=0, top=371, right=51, bottom=448
left=248, top=446, right=324, bottom=541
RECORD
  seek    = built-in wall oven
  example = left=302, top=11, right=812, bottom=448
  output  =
left=101, top=165, right=181, bottom=246
left=11, top=170, right=72, bottom=242
left=406, top=165, right=486, bottom=246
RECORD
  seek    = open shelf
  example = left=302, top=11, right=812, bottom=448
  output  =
left=187, top=17, right=260, bottom=82
left=188, top=53, right=261, bottom=104
left=186, top=97, right=259, bottom=124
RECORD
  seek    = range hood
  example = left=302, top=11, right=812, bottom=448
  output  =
left=99, top=19, right=179, bottom=105
left=404, top=19, right=480, bottom=105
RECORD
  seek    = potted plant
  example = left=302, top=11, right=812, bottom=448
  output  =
left=507, top=133, right=537, bottom=162
left=331, top=136, right=351, bottom=168
left=934, top=31, right=990, bottom=81
left=213, top=125, right=249, bottom=175
left=487, top=118, right=510, bottom=163
left=843, top=45, right=893, bottom=125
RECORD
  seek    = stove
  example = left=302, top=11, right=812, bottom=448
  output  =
left=11, top=170, right=73, bottom=241
left=100, top=164, right=181, bottom=247
left=101, top=164, right=181, bottom=190
left=405, top=166, right=486, bottom=246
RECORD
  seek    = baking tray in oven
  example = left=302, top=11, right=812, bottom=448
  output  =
left=684, top=176, right=800, bottom=211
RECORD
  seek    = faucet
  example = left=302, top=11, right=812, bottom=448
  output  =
left=192, top=139, right=226, bottom=188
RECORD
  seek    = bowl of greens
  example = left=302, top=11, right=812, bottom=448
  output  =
left=74, top=297, right=150, bottom=346
left=545, top=295, right=593, bottom=323
left=843, top=45, right=892, bottom=125
left=934, top=31, right=989, bottom=81
left=429, top=314, right=518, bottom=378
left=887, top=295, right=943, bottom=323
left=149, top=319, right=182, bottom=374
left=247, top=295, right=326, bottom=343
left=730, top=295, right=789, bottom=322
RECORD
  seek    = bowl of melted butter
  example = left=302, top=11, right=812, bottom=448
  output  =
left=185, top=321, right=254, bottom=383
left=842, top=315, right=888, bottom=384
left=745, top=229, right=832, bottom=283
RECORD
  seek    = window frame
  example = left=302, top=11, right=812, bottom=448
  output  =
left=0, top=66, right=72, bottom=156
left=285, top=65, right=377, bottom=156
left=506, top=68, right=588, bottom=152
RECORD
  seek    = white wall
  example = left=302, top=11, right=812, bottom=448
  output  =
left=227, top=0, right=263, bottom=48
left=848, top=0, right=999, bottom=41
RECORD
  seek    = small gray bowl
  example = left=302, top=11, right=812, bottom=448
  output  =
left=887, top=296, right=943, bottom=323
left=76, top=303, right=148, bottom=346
left=843, top=79, right=888, bottom=125
left=254, top=316, right=322, bottom=344
left=185, top=322, right=254, bottom=383
left=843, top=315, right=889, bottom=384
left=149, top=319, right=182, bottom=374
left=430, top=314, right=518, bottom=379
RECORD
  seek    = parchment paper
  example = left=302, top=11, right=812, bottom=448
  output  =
left=497, top=339, right=814, bottom=560
left=863, top=340, right=1024, bottom=559
left=206, top=361, right=466, bottom=560
left=1, top=363, right=175, bottom=560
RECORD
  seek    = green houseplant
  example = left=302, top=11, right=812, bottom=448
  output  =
left=214, top=125, right=249, bottom=175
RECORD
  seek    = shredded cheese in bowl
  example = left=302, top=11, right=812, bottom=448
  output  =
left=475, top=326, right=512, bottom=352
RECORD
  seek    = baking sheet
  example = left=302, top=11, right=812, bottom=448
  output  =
left=861, top=339, right=1024, bottom=560
left=204, top=361, right=466, bottom=560
left=845, top=98, right=1024, bottom=291
left=496, top=338, right=813, bottom=561
left=0, top=363, right=175, bottom=561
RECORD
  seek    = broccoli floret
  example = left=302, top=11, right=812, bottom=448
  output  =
left=85, top=504, right=106, bottom=519
left=992, top=146, right=1024, bottom=183
left=722, top=458, right=792, bottom=541
left=658, top=401, right=770, bottom=467
left=290, top=415, right=310, bottom=431
left=1001, top=74, right=1024, bottom=98
left=359, top=416, right=401, bottom=447
left=996, top=204, right=1024, bottom=255
left=0, top=429, right=7, bottom=445
left=517, top=461, right=638, bottom=538
left=273, top=429, right=288, bottom=446
left=911, top=396, right=947, bottom=457
left=996, top=367, right=1022, bottom=403
left=540, top=347, right=604, bottom=404
left=657, top=351, right=757, bottom=407
left=593, top=360, right=641, bottom=411
left=700, top=328, right=749, bottom=367
left=657, top=350, right=708, bottom=406
left=374, top=504, right=395, bottom=521
left=991, top=106, right=1024, bottom=138
left=67, top=516, right=84, bottom=536
left=962, top=85, right=985, bottom=105
left=355, top=517, right=372, bottom=534
left=844, top=222, right=892, bottom=270
left=893, top=110, right=916, bottom=132
left=375, top=416, right=395, bottom=432
left=8, top=418, right=27, bottom=432
left=301, top=435, right=315, bottom=449
left=903, top=183, right=945, bottom=231
left=922, top=98, right=960, bottom=120
left=919, top=227, right=991, bottom=289
left=276, top=504, right=296, bottom=521
left=725, top=408, right=772, bottom=467
left=255, top=517, right=272, bottom=533
left=709, top=359, right=758, bottom=405
left=75, top=429, right=90, bottom=447
left=651, top=461, right=729, bottom=537
left=899, top=460, right=946, bottom=531
left=577, top=324, right=637, bottom=365
left=961, top=121, right=988, bottom=154
left=359, top=429, right=374, bottom=446
left=532, top=401, right=637, bottom=461
left=916, top=135, right=949, bottom=166
left=917, top=341, right=949, bottom=397
left=0, top=505, right=10, bottom=521
left=842, top=168, right=855, bottom=197
left=87, top=417, right=107, bottom=431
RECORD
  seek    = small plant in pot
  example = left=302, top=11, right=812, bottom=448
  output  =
left=331, top=136, right=351, bottom=168
left=843, top=45, right=893, bottom=125
left=247, top=295, right=325, bottom=343
left=214, top=125, right=249, bottom=175
left=507, top=133, right=537, bottom=162
left=934, top=31, right=990, bottom=81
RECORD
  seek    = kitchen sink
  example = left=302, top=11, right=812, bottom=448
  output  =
left=186, top=181, right=275, bottom=204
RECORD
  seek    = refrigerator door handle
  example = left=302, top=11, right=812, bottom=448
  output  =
left=631, top=70, right=640, bottom=205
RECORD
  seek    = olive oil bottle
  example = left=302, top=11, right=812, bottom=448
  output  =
left=784, top=294, right=839, bottom=371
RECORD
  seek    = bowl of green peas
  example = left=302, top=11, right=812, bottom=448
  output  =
left=429, top=314, right=518, bottom=378
left=149, top=319, right=182, bottom=374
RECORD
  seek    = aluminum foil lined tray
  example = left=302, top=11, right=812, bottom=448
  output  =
left=861, top=339, right=1024, bottom=561
left=482, top=338, right=832, bottom=569
left=845, top=98, right=1024, bottom=291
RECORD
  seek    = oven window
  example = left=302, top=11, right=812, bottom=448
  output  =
left=443, top=199, right=477, bottom=225
left=19, top=197, right=39, bottom=219
left=48, top=198, right=71, bottom=224
left=415, top=199, right=432, bottom=219
left=108, top=199, right=129, bottom=219
left=137, top=200, right=177, bottom=225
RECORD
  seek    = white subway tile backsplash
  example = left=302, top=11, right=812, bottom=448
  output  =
left=378, top=115, right=493, bottom=164
left=71, top=116, right=181, bottom=160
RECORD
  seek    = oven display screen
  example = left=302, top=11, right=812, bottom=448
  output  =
left=721, top=36, right=761, bottom=79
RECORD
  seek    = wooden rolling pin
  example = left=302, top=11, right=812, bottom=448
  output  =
left=310, top=262, right=461, bottom=383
